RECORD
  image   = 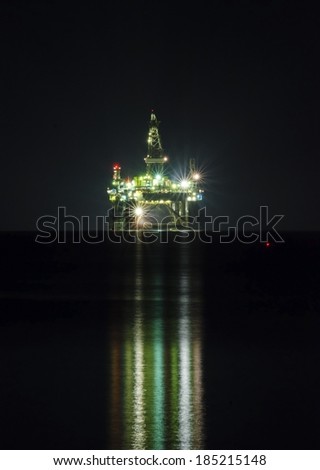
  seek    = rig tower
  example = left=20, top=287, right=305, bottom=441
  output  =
left=144, top=112, right=167, bottom=175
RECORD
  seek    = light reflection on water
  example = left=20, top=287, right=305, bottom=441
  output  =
left=132, top=309, right=145, bottom=449
left=109, top=244, right=204, bottom=449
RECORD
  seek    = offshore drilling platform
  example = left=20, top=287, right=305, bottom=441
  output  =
left=107, top=112, right=204, bottom=230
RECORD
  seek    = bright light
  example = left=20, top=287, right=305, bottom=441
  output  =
left=134, top=206, right=144, bottom=217
left=155, top=174, right=162, bottom=180
left=180, top=179, right=189, bottom=189
left=164, top=156, right=168, bottom=162
left=193, top=173, right=200, bottom=181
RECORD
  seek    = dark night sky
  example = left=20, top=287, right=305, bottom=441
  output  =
left=1, top=0, right=319, bottom=230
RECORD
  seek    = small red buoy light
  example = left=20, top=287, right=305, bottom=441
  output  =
left=266, top=242, right=270, bottom=248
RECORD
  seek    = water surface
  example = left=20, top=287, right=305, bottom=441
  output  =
left=0, top=232, right=319, bottom=449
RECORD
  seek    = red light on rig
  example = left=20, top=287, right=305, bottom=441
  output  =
left=113, top=163, right=121, bottom=170
left=265, top=242, right=271, bottom=248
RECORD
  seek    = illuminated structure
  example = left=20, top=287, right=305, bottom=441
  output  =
left=107, top=112, right=204, bottom=229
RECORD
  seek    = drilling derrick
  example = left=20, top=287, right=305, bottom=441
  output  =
left=144, top=112, right=167, bottom=175
left=107, top=111, right=204, bottom=230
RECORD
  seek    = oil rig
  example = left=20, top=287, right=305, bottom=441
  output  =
left=107, top=112, right=204, bottom=230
